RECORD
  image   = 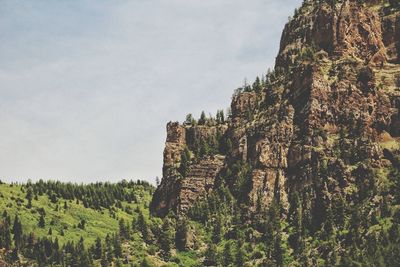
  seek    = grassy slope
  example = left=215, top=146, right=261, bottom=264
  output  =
left=0, top=182, right=202, bottom=266
left=0, top=183, right=152, bottom=245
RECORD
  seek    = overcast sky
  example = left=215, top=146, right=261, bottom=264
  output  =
left=0, top=0, right=301, bottom=184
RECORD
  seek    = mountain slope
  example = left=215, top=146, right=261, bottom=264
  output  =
left=151, top=0, right=400, bottom=265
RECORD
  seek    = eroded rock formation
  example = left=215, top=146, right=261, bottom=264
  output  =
left=151, top=0, right=400, bottom=218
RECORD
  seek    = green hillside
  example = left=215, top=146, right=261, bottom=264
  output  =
left=0, top=180, right=170, bottom=266
left=0, top=181, right=152, bottom=245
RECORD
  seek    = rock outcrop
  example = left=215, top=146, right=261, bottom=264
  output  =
left=151, top=0, right=400, bottom=218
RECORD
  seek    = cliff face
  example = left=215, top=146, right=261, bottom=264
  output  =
left=150, top=0, right=400, bottom=218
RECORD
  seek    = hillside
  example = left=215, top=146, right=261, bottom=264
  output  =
left=0, top=180, right=161, bottom=266
left=1, top=0, right=400, bottom=266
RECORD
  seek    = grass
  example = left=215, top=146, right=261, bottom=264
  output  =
left=0, top=183, right=152, bottom=246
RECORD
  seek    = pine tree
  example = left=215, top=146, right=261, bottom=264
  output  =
left=100, top=250, right=109, bottom=267
left=26, top=187, right=33, bottom=208
left=273, top=232, right=284, bottom=267
left=185, top=113, right=195, bottom=125
left=212, top=216, right=222, bottom=244
left=38, top=214, right=45, bottom=228
left=140, top=257, right=156, bottom=267
left=77, top=237, right=92, bottom=267
left=137, top=210, right=150, bottom=243
left=222, top=241, right=233, bottom=267
left=175, top=217, right=188, bottom=251
left=199, top=139, right=210, bottom=158
left=94, top=237, right=103, bottom=260
left=12, top=215, right=22, bottom=249
left=113, top=234, right=123, bottom=258
left=179, top=147, right=191, bottom=177
left=119, top=218, right=130, bottom=240
left=159, top=218, right=172, bottom=260
left=235, top=241, right=246, bottom=267
left=198, top=111, right=207, bottom=125
left=203, top=243, right=218, bottom=266
left=288, top=192, right=303, bottom=255
left=105, top=234, right=114, bottom=262
left=0, top=219, right=10, bottom=250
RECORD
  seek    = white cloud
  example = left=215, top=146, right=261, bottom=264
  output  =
left=0, top=0, right=302, bottom=183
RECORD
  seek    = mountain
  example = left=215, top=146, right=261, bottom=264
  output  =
left=150, top=0, right=400, bottom=265
left=1, top=0, right=400, bottom=266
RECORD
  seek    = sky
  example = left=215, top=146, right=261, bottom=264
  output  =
left=0, top=0, right=302, bottom=184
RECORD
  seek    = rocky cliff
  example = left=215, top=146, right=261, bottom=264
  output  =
left=150, top=0, right=400, bottom=220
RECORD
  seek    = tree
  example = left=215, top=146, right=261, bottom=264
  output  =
left=216, top=110, right=225, bottom=124
left=235, top=241, right=246, bottom=267
left=26, top=187, right=33, bottom=208
left=179, top=147, right=191, bottom=177
left=77, top=237, right=92, bottom=267
left=222, top=241, right=233, bottom=266
left=140, top=257, right=156, bottom=267
left=212, top=216, right=223, bottom=244
left=175, top=217, right=188, bottom=251
left=78, top=219, right=86, bottom=230
left=137, top=210, right=150, bottom=243
left=105, top=234, right=113, bottom=263
left=288, top=192, right=303, bottom=255
left=38, top=214, right=45, bottom=228
left=100, top=251, right=109, bottom=267
left=119, top=218, right=130, bottom=240
left=273, top=233, right=284, bottom=267
left=253, top=76, right=262, bottom=92
left=113, top=234, right=123, bottom=258
left=199, top=139, right=210, bottom=158
left=203, top=243, right=218, bottom=266
left=198, top=111, right=207, bottom=125
left=185, top=114, right=196, bottom=125
left=12, top=215, right=22, bottom=249
left=159, top=218, right=172, bottom=260
left=94, top=237, right=103, bottom=260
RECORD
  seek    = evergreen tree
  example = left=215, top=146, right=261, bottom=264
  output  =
left=140, top=257, right=156, bottom=267
left=212, top=216, right=222, bottom=244
left=137, top=210, right=150, bottom=243
left=198, top=111, right=207, bottom=125
left=105, top=234, right=114, bottom=263
left=235, top=241, right=245, bottom=267
left=113, top=234, right=123, bottom=258
left=77, top=237, right=92, bottom=267
left=94, top=237, right=103, bottom=260
left=12, top=215, right=22, bottom=249
left=222, top=241, right=233, bottom=267
left=119, top=218, right=130, bottom=240
left=199, top=139, right=210, bottom=158
left=179, top=147, right=191, bottom=177
left=26, top=187, right=33, bottom=208
left=38, top=214, right=45, bottom=228
left=288, top=192, right=303, bottom=255
left=185, top=114, right=195, bottom=125
left=203, top=243, right=218, bottom=266
left=100, top=250, right=109, bottom=267
left=175, top=217, right=188, bottom=251
left=159, top=218, right=172, bottom=260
